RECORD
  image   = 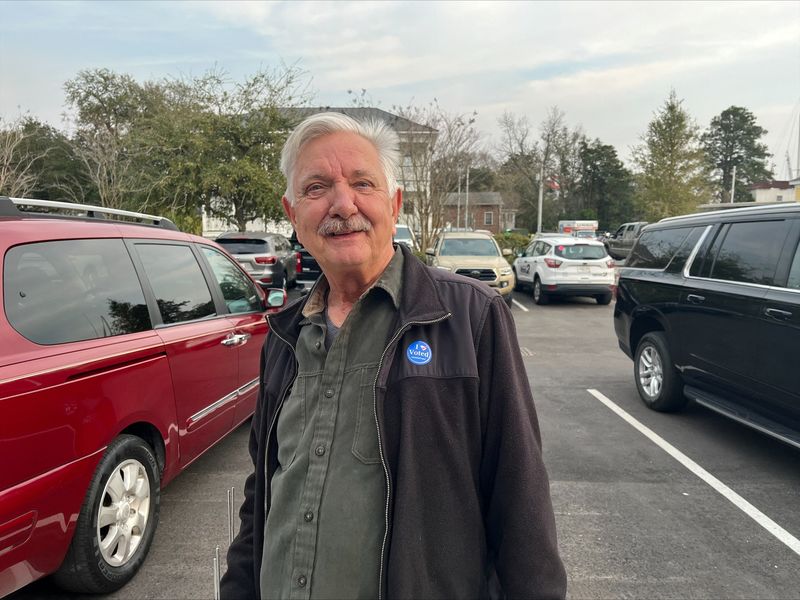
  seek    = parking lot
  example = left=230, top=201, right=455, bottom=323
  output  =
left=17, top=289, right=800, bottom=599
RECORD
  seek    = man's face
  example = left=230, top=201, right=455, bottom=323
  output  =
left=282, top=131, right=401, bottom=282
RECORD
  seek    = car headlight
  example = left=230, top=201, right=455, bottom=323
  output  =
left=436, top=266, right=452, bottom=271
left=500, top=267, right=512, bottom=276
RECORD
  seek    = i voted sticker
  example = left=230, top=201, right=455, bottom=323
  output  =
left=406, top=340, right=432, bottom=365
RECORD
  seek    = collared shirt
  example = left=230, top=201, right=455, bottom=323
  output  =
left=261, top=247, right=404, bottom=600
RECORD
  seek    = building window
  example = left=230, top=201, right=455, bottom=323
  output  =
left=484, top=211, right=493, bottom=226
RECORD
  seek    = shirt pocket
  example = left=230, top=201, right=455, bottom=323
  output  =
left=352, top=367, right=381, bottom=465
left=276, top=377, right=306, bottom=468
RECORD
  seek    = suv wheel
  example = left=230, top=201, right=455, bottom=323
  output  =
left=596, top=293, right=612, bottom=305
left=533, top=278, right=549, bottom=305
left=272, top=269, right=286, bottom=290
left=634, top=332, right=687, bottom=412
left=512, top=268, right=522, bottom=291
left=53, top=435, right=160, bottom=593
left=504, top=293, right=514, bottom=308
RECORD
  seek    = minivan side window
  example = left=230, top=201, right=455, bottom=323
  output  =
left=201, top=246, right=262, bottom=313
left=703, top=220, right=791, bottom=286
left=136, top=244, right=216, bottom=324
left=627, top=227, right=693, bottom=269
left=4, top=239, right=151, bottom=344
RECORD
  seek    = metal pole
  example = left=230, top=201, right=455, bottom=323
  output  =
left=213, top=546, right=221, bottom=600
left=465, top=166, right=470, bottom=230
left=227, top=487, right=236, bottom=544
left=537, top=162, right=544, bottom=234
left=456, top=171, right=461, bottom=230
left=730, top=164, right=737, bottom=203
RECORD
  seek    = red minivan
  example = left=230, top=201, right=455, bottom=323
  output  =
left=0, top=197, right=283, bottom=596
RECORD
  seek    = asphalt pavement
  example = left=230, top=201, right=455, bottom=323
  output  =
left=16, top=288, right=800, bottom=599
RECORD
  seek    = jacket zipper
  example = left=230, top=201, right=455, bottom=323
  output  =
left=263, top=319, right=298, bottom=517
left=374, top=313, right=451, bottom=600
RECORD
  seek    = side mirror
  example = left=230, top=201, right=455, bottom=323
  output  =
left=425, top=248, right=435, bottom=256
left=502, top=248, right=512, bottom=257
left=266, top=288, right=287, bottom=309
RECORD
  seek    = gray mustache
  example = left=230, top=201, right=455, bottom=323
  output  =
left=317, top=215, right=372, bottom=236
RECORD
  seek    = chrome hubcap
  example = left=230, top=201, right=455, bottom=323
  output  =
left=638, top=345, right=663, bottom=398
left=97, top=459, right=151, bottom=567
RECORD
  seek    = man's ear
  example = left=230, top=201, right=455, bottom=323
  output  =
left=392, top=187, right=402, bottom=225
left=282, top=196, right=296, bottom=226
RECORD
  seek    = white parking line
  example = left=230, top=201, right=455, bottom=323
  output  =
left=587, top=388, right=800, bottom=557
left=512, top=298, right=529, bottom=312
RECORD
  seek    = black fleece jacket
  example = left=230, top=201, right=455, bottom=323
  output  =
left=221, top=244, right=566, bottom=599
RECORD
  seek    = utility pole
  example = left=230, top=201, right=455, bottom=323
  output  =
left=465, top=165, right=471, bottom=230
left=729, top=164, right=737, bottom=204
left=456, top=171, right=462, bottom=230
left=537, top=162, right=544, bottom=233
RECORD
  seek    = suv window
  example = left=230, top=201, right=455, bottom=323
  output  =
left=628, top=227, right=693, bottom=269
left=4, top=239, right=151, bottom=345
left=136, top=244, right=216, bottom=324
left=554, top=244, right=607, bottom=260
left=693, top=220, right=791, bottom=285
left=786, top=240, right=800, bottom=290
left=201, top=246, right=262, bottom=313
left=217, top=238, right=271, bottom=254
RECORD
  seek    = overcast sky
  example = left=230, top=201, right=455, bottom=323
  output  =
left=2, top=0, right=799, bottom=175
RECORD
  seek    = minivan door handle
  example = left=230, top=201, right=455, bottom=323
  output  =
left=686, top=294, right=705, bottom=304
left=764, top=307, right=792, bottom=321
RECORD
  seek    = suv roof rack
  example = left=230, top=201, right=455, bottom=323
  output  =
left=659, top=201, right=800, bottom=224
left=0, top=196, right=179, bottom=231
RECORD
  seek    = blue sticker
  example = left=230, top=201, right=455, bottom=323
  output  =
left=406, top=340, right=432, bottom=365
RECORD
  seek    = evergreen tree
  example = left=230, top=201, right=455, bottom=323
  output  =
left=702, top=106, right=772, bottom=203
left=577, top=139, right=635, bottom=231
left=633, top=91, right=710, bottom=221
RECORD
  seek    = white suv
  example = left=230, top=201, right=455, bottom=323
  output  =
left=513, top=234, right=615, bottom=305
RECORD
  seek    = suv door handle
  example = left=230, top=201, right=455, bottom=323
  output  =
left=764, top=307, right=792, bottom=321
left=221, top=333, right=251, bottom=347
left=687, top=294, right=705, bottom=304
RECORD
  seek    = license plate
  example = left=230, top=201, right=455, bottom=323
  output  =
left=577, top=266, right=590, bottom=273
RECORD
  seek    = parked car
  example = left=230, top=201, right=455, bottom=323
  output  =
left=0, top=197, right=286, bottom=597
left=604, top=221, right=648, bottom=260
left=426, top=230, right=515, bottom=306
left=216, top=231, right=298, bottom=289
left=614, top=203, right=800, bottom=448
left=513, top=234, right=615, bottom=305
left=394, top=223, right=418, bottom=251
left=289, top=230, right=322, bottom=287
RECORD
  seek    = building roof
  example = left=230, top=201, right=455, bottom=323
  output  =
left=282, top=107, right=437, bottom=134
left=747, top=180, right=792, bottom=191
left=443, top=191, right=504, bottom=207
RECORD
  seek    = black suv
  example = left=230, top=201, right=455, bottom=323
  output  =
left=614, top=203, right=800, bottom=448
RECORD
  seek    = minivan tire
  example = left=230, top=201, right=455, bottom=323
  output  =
left=53, top=435, right=160, bottom=593
left=634, top=332, right=687, bottom=412
left=596, top=293, right=612, bottom=305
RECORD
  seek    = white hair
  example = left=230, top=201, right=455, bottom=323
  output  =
left=280, top=111, right=400, bottom=205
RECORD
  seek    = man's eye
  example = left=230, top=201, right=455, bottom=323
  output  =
left=304, top=183, right=326, bottom=196
left=354, top=181, right=374, bottom=190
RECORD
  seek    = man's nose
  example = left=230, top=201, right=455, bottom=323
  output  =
left=328, top=182, right=358, bottom=218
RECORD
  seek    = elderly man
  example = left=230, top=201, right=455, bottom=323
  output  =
left=221, top=112, right=566, bottom=599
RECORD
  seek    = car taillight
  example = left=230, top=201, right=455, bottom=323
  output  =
left=544, top=258, right=562, bottom=268
left=295, top=252, right=302, bottom=273
left=606, top=259, right=615, bottom=268
left=255, top=256, right=277, bottom=265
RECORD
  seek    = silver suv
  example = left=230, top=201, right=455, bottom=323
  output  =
left=216, top=232, right=298, bottom=289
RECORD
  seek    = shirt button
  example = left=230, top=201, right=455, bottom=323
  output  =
left=304, top=511, right=314, bottom=522
left=315, top=341, right=321, bottom=349
left=324, top=388, right=334, bottom=398
left=297, top=575, right=307, bottom=587
left=315, top=445, right=326, bottom=456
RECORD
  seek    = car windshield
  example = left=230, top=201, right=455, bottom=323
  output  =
left=217, top=239, right=270, bottom=254
left=440, top=238, right=499, bottom=256
left=554, top=244, right=607, bottom=260
left=395, top=227, right=414, bottom=242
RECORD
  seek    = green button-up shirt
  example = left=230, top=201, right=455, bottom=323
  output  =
left=261, top=248, right=404, bottom=600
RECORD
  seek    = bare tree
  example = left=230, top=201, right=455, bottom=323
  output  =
left=393, top=100, right=483, bottom=250
left=0, top=118, right=51, bottom=197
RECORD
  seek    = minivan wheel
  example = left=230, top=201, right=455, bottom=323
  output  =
left=533, top=279, right=549, bottom=305
left=53, top=435, right=160, bottom=593
left=634, top=332, right=687, bottom=412
left=596, top=293, right=612, bottom=305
